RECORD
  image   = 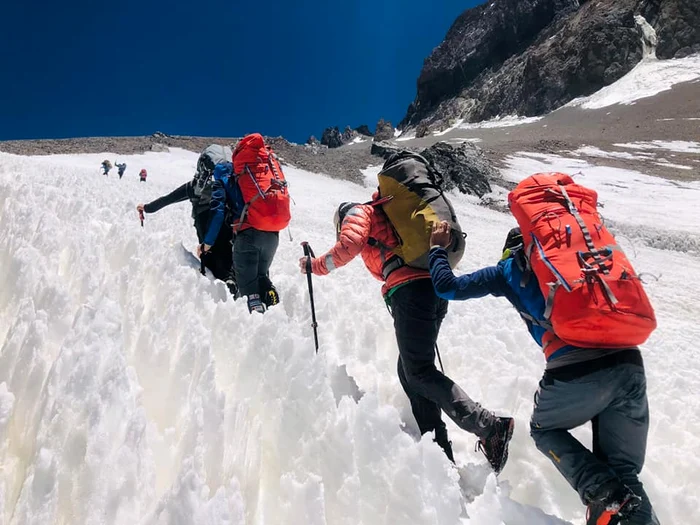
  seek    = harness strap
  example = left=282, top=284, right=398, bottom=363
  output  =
left=381, top=256, right=405, bottom=280
left=543, top=282, right=559, bottom=319
left=558, top=184, right=609, bottom=275
left=518, top=311, right=553, bottom=331
left=367, top=237, right=406, bottom=280
left=597, top=274, right=619, bottom=306
left=233, top=194, right=260, bottom=234
left=558, top=184, right=620, bottom=306
left=533, top=235, right=572, bottom=292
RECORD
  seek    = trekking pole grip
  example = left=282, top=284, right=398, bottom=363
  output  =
left=301, top=241, right=316, bottom=273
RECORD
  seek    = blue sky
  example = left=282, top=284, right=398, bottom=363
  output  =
left=0, top=1, right=480, bottom=143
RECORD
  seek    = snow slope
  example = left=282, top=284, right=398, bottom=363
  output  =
left=1, top=149, right=698, bottom=525
left=567, top=54, right=700, bottom=109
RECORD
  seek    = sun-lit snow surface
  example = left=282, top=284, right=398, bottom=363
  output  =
left=568, top=54, right=700, bottom=109
left=1, top=149, right=699, bottom=525
left=459, top=116, right=544, bottom=130
left=614, top=141, right=700, bottom=155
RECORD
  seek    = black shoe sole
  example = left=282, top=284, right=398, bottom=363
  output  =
left=493, top=418, right=515, bottom=475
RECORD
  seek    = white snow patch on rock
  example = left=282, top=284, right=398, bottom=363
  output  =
left=460, top=115, right=543, bottom=129
left=568, top=54, right=700, bottom=109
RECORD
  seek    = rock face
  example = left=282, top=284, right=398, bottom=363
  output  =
left=320, top=127, right=344, bottom=148
left=641, top=0, right=700, bottom=58
left=400, top=0, right=700, bottom=131
left=370, top=141, right=410, bottom=160
left=150, top=143, right=169, bottom=152
left=420, top=142, right=494, bottom=197
left=342, top=126, right=359, bottom=143
left=373, top=119, right=394, bottom=141
left=370, top=141, right=495, bottom=197
left=354, top=125, right=374, bottom=137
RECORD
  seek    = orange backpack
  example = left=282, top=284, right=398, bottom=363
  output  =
left=508, top=173, right=656, bottom=348
left=232, top=133, right=291, bottom=232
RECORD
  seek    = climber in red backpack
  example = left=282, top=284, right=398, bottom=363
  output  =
left=139, top=169, right=147, bottom=182
left=202, top=133, right=291, bottom=313
left=427, top=173, right=659, bottom=525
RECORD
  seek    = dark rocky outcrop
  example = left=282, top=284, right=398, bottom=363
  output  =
left=320, top=127, right=344, bottom=148
left=354, top=125, right=374, bottom=137
left=370, top=141, right=411, bottom=160
left=420, top=142, right=494, bottom=197
left=370, top=141, right=496, bottom=197
left=400, top=0, right=700, bottom=132
left=342, top=126, right=359, bottom=143
left=312, top=124, right=371, bottom=147
left=373, top=119, right=395, bottom=141
left=402, top=0, right=579, bottom=128
left=640, top=0, right=700, bottom=58
left=150, top=143, right=169, bottom=152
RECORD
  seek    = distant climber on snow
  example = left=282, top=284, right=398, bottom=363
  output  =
left=135, top=145, right=236, bottom=293
left=203, top=133, right=291, bottom=314
left=101, top=160, right=112, bottom=176
left=427, top=172, right=659, bottom=525
left=115, top=162, right=127, bottom=179
left=298, top=151, right=513, bottom=471
left=139, top=168, right=147, bottom=182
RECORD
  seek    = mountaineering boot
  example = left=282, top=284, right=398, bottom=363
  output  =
left=434, top=425, right=455, bottom=463
left=225, top=273, right=239, bottom=299
left=247, top=294, right=266, bottom=314
left=586, top=482, right=642, bottom=525
left=476, top=416, right=514, bottom=474
left=263, top=284, right=280, bottom=308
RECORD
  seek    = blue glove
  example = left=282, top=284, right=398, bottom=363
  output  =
left=213, top=162, right=233, bottom=181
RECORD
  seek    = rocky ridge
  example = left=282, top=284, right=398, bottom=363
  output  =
left=0, top=132, right=499, bottom=194
left=311, top=119, right=398, bottom=149
left=400, top=0, right=700, bottom=133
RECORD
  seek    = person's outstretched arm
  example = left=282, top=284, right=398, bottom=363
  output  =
left=429, top=247, right=506, bottom=300
left=428, top=221, right=509, bottom=300
left=141, top=182, right=190, bottom=213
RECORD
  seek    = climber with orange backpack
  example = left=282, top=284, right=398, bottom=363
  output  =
left=427, top=172, right=659, bottom=525
left=202, top=133, right=291, bottom=313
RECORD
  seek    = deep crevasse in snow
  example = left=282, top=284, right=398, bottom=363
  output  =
left=0, top=148, right=698, bottom=524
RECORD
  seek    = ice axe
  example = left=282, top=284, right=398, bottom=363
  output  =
left=301, top=241, right=319, bottom=353
left=138, top=209, right=145, bottom=227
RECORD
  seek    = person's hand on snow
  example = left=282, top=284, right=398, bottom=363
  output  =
left=299, top=256, right=312, bottom=274
left=430, top=221, right=452, bottom=248
left=136, top=204, right=145, bottom=213
left=198, top=244, right=211, bottom=257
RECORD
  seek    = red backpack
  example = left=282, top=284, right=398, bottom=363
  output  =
left=508, top=173, right=656, bottom=348
left=232, top=133, right=291, bottom=232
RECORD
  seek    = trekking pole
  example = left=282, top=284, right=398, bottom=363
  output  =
left=301, top=242, right=319, bottom=353
left=199, top=245, right=206, bottom=276
left=435, top=343, right=445, bottom=373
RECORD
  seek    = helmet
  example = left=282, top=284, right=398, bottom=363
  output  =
left=501, top=227, right=523, bottom=261
left=333, top=202, right=359, bottom=240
